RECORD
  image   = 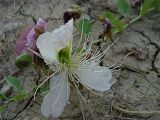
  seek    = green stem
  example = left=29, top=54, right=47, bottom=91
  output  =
left=93, top=16, right=141, bottom=45
left=124, top=7, right=157, bottom=30
left=93, top=15, right=142, bottom=45
left=124, top=15, right=141, bottom=29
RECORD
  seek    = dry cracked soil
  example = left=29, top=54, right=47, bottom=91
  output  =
left=0, top=0, right=160, bottom=120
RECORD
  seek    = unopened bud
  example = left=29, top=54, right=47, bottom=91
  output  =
left=15, top=53, right=32, bottom=69
left=63, top=4, right=81, bottom=23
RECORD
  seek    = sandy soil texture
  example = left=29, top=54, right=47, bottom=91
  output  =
left=0, top=0, right=160, bottom=120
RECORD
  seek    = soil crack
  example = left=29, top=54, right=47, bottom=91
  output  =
left=130, top=27, right=159, bottom=48
left=151, top=48, right=160, bottom=75
left=8, top=96, right=33, bottom=120
left=130, top=27, right=160, bottom=75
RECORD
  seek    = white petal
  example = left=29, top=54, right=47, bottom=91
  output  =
left=40, top=92, right=52, bottom=117
left=76, top=65, right=112, bottom=91
left=53, top=19, right=73, bottom=48
left=41, top=72, right=70, bottom=118
left=36, top=32, right=59, bottom=64
left=36, top=19, right=73, bottom=64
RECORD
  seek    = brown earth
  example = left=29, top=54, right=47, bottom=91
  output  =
left=0, top=0, right=160, bottom=120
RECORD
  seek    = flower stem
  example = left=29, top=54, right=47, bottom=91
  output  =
left=123, top=15, right=141, bottom=29
left=93, top=16, right=142, bottom=45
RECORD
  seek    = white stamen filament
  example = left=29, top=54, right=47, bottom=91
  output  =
left=71, top=73, right=103, bottom=97
left=33, top=17, right=119, bottom=118
left=73, top=17, right=85, bottom=55
left=33, top=73, right=55, bottom=100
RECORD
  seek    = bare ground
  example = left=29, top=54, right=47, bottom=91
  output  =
left=0, top=0, right=160, bottom=120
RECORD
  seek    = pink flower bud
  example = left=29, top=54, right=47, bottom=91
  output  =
left=15, top=18, right=46, bottom=56
left=27, top=29, right=37, bottom=52
left=102, top=18, right=112, bottom=33
left=36, top=18, right=46, bottom=33
left=15, top=26, right=33, bottom=56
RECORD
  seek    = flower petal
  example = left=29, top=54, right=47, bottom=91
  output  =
left=27, top=29, right=37, bottom=50
left=15, top=18, right=46, bottom=56
left=53, top=18, right=73, bottom=48
left=76, top=64, right=112, bottom=91
left=36, top=19, right=73, bottom=64
left=36, top=32, right=59, bottom=64
left=15, top=27, right=33, bottom=55
left=41, top=72, right=70, bottom=118
left=36, top=18, right=46, bottom=33
left=40, top=92, right=51, bottom=117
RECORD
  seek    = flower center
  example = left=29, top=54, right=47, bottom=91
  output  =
left=57, top=46, right=71, bottom=64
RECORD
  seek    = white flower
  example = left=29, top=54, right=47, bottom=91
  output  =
left=36, top=19, right=112, bottom=118
left=36, top=19, right=73, bottom=64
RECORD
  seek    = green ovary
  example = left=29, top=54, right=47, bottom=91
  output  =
left=57, top=46, right=71, bottom=65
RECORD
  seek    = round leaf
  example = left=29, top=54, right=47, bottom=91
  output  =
left=4, top=76, right=22, bottom=91
left=76, top=18, right=91, bottom=36
left=116, top=0, right=130, bottom=17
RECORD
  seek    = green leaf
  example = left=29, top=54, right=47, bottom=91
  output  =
left=0, top=92, right=7, bottom=100
left=76, top=18, right=91, bottom=36
left=0, top=105, right=5, bottom=113
left=103, top=12, right=125, bottom=33
left=116, top=0, right=130, bottom=17
left=12, top=93, right=28, bottom=101
left=4, top=76, right=22, bottom=91
left=33, top=83, right=49, bottom=96
left=39, top=83, right=49, bottom=96
left=140, top=0, right=154, bottom=17
left=153, top=0, right=160, bottom=9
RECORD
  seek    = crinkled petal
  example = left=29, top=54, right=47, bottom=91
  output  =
left=76, top=64, right=112, bottom=91
left=40, top=92, right=51, bottom=117
left=15, top=27, right=33, bottom=55
left=57, top=18, right=73, bottom=47
left=36, top=18, right=46, bottom=32
left=36, top=19, right=73, bottom=64
left=41, top=72, right=70, bottom=118
left=15, top=18, right=46, bottom=56
left=27, top=29, right=37, bottom=50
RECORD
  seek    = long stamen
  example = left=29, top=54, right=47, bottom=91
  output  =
left=108, top=61, right=118, bottom=69
left=72, top=73, right=103, bottom=97
left=88, top=37, right=119, bottom=62
left=91, top=42, right=105, bottom=59
left=110, top=65, right=121, bottom=71
left=76, top=87, right=86, bottom=120
left=33, top=73, right=54, bottom=100
left=73, top=17, right=85, bottom=55
left=40, top=84, right=63, bottom=95
left=27, top=44, right=63, bottom=73
left=41, top=70, right=49, bottom=77
left=79, top=32, right=91, bottom=55
left=26, top=44, right=43, bottom=59
left=68, top=74, right=89, bottom=103
left=33, top=68, right=62, bottom=100
left=111, top=68, right=121, bottom=72
left=73, top=73, right=97, bottom=120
